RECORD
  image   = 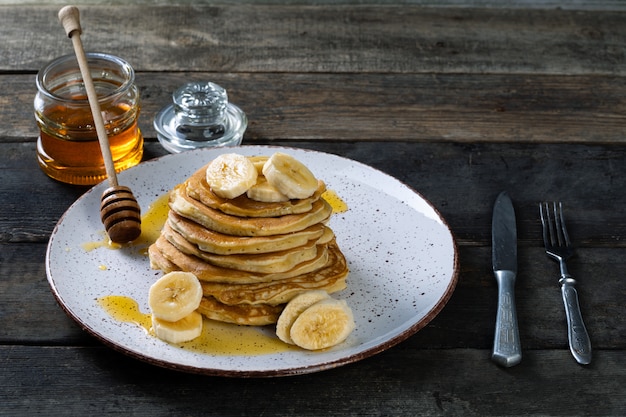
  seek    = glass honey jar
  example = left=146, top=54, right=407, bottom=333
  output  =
left=34, top=52, right=143, bottom=185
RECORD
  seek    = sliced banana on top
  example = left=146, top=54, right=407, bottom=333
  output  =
left=148, top=271, right=203, bottom=322
left=248, top=155, right=269, bottom=173
left=263, top=152, right=318, bottom=200
left=276, top=290, right=331, bottom=344
left=206, top=153, right=258, bottom=199
left=247, top=176, right=290, bottom=203
left=152, top=310, right=203, bottom=344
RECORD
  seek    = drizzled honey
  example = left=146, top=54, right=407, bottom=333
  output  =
left=92, top=183, right=348, bottom=356
left=97, top=295, right=293, bottom=356
left=322, top=189, right=349, bottom=213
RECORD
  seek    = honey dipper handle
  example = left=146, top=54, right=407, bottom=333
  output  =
left=58, top=5, right=118, bottom=187
left=58, top=5, right=81, bottom=37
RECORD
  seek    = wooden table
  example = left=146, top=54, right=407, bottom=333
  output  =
left=1, top=3, right=625, bottom=416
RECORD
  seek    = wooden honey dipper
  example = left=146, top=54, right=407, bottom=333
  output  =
left=59, top=5, right=142, bottom=243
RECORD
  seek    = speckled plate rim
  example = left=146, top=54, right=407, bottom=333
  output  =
left=46, top=145, right=459, bottom=377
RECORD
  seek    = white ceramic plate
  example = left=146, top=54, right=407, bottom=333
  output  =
left=46, top=146, right=459, bottom=377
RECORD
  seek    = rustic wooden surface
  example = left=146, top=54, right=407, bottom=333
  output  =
left=0, top=3, right=625, bottom=416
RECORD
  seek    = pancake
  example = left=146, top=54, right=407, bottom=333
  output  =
left=162, top=222, right=323, bottom=274
left=147, top=153, right=349, bottom=326
left=151, top=235, right=333, bottom=284
left=167, top=211, right=328, bottom=255
left=170, top=184, right=333, bottom=237
left=203, top=272, right=347, bottom=306
left=148, top=241, right=179, bottom=272
left=185, top=163, right=327, bottom=218
left=197, top=296, right=284, bottom=326
left=314, top=225, right=335, bottom=245
left=200, top=242, right=348, bottom=306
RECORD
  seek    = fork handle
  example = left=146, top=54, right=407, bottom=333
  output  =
left=492, top=270, right=522, bottom=367
left=560, top=276, right=592, bottom=365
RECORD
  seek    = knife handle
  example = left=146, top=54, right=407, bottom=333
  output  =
left=560, top=276, right=592, bottom=365
left=492, top=270, right=522, bottom=367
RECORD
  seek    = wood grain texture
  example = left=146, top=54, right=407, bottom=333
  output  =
left=1, top=4, right=625, bottom=415
left=1, top=5, right=625, bottom=75
left=3, top=6, right=625, bottom=145
left=4, top=72, right=626, bottom=143
left=1, top=142, right=624, bottom=350
left=3, top=240, right=623, bottom=350
left=2, top=141, right=624, bottom=246
left=0, top=346, right=624, bottom=416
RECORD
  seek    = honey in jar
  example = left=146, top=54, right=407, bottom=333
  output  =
left=34, top=53, right=143, bottom=185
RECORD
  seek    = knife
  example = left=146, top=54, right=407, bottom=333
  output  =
left=491, top=191, right=522, bottom=367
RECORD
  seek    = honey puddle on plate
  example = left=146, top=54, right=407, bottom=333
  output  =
left=81, top=192, right=171, bottom=254
left=81, top=193, right=171, bottom=273
left=97, top=295, right=295, bottom=356
left=93, top=188, right=347, bottom=356
left=322, top=189, right=348, bottom=214
left=84, top=188, right=347, bottom=253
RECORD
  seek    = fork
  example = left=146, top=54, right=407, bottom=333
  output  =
left=540, top=202, right=592, bottom=365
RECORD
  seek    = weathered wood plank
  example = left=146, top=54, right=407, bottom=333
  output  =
left=1, top=5, right=625, bottom=75
left=2, top=238, right=623, bottom=350
left=0, top=242, right=93, bottom=345
left=5, top=0, right=626, bottom=11
left=4, top=73, right=626, bottom=144
left=3, top=140, right=623, bottom=348
left=0, top=346, right=624, bottom=416
left=1, top=4, right=623, bottom=415
left=2, top=141, right=624, bottom=246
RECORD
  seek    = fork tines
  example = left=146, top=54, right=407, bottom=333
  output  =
left=540, top=202, right=571, bottom=248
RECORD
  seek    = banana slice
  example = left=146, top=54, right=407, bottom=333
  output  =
left=205, top=153, right=258, bottom=199
left=148, top=271, right=203, bottom=322
left=276, top=290, right=331, bottom=344
left=247, top=176, right=290, bottom=202
left=152, top=311, right=203, bottom=344
left=248, top=155, right=269, bottom=173
left=289, top=298, right=355, bottom=350
left=262, top=152, right=318, bottom=200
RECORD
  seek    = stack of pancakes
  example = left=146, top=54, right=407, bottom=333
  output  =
left=148, top=156, right=349, bottom=326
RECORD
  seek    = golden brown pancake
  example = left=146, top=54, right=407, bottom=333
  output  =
left=147, top=154, right=349, bottom=325
left=167, top=211, right=328, bottom=255
left=316, top=226, right=336, bottom=245
left=162, top=222, right=322, bottom=274
left=197, top=296, right=284, bottom=326
left=148, top=242, right=179, bottom=272
left=200, top=242, right=348, bottom=306
left=170, top=184, right=333, bottom=237
left=151, top=235, right=333, bottom=284
left=185, top=163, right=327, bottom=218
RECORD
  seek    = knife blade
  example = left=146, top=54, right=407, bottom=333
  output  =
left=491, top=191, right=522, bottom=367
